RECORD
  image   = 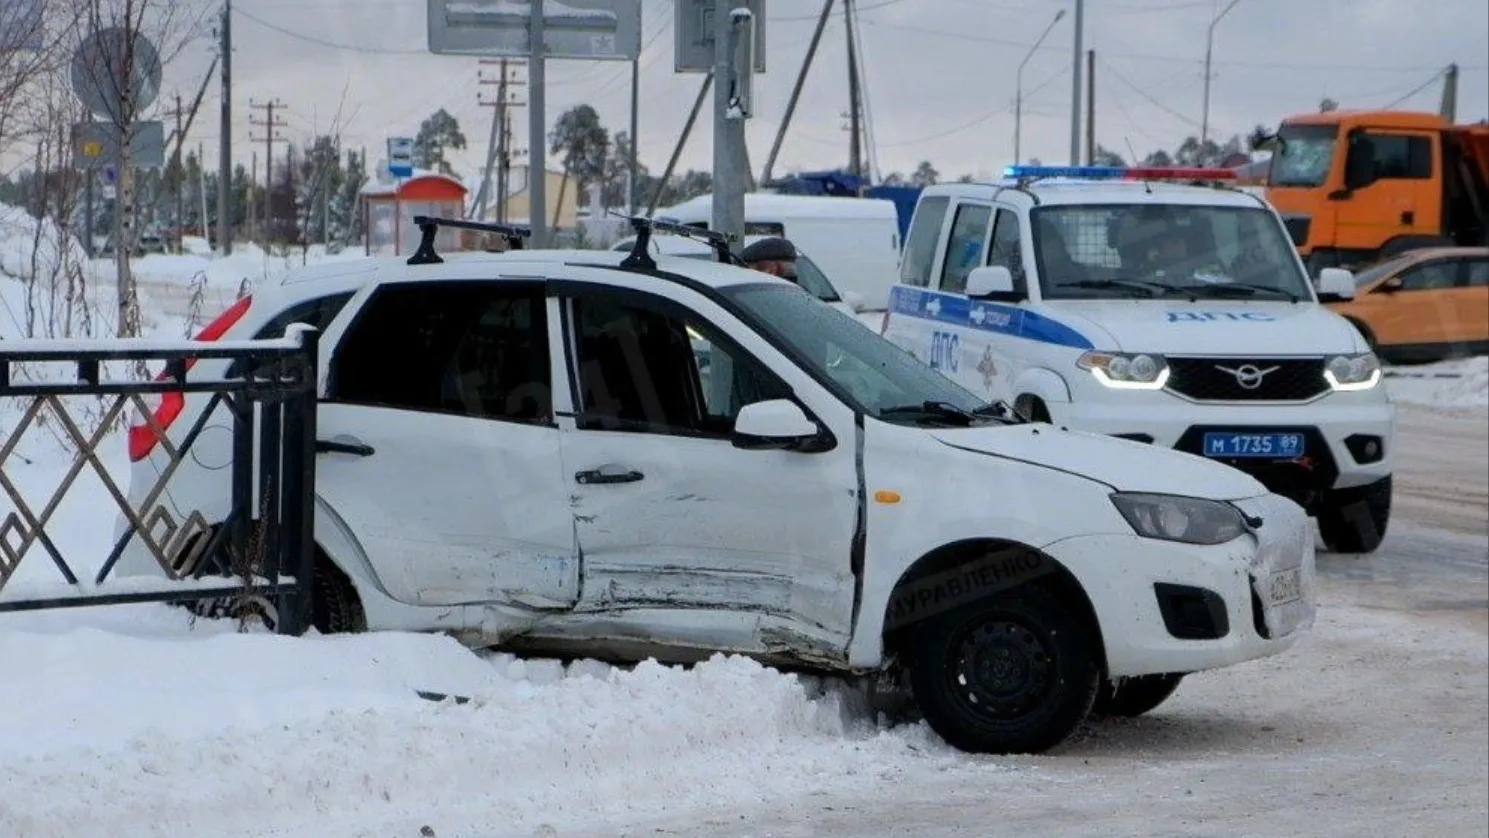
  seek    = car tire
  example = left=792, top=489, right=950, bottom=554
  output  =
left=1091, top=673, right=1185, bottom=718
left=313, top=558, right=367, bottom=634
left=908, top=585, right=1099, bottom=754
left=1316, top=474, right=1392, bottom=554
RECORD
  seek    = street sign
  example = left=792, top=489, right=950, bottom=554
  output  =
left=69, top=27, right=163, bottom=123
left=427, top=0, right=641, bottom=60
left=387, top=137, right=415, bottom=178
left=71, top=121, right=166, bottom=170
left=0, top=0, right=45, bottom=51
left=675, top=0, right=765, bottom=73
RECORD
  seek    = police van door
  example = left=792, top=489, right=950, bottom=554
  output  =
left=931, top=201, right=995, bottom=397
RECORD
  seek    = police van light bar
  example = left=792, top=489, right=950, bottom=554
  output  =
left=1003, top=164, right=1238, bottom=181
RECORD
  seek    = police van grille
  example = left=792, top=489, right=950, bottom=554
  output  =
left=1165, top=357, right=1329, bottom=402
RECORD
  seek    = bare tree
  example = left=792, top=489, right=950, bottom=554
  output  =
left=67, top=0, right=212, bottom=339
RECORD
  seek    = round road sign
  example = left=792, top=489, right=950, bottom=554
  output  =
left=70, top=27, right=163, bottom=122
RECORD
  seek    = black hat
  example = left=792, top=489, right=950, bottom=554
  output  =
left=739, top=236, right=796, bottom=264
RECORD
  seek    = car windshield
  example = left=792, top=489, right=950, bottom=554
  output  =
left=1268, top=123, right=1338, bottom=187
left=1031, top=203, right=1314, bottom=301
left=721, top=282, right=989, bottom=423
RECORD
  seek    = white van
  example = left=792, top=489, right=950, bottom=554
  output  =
left=656, top=193, right=902, bottom=310
left=880, top=165, right=1397, bottom=555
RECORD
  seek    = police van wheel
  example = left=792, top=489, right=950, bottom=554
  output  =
left=908, top=586, right=1099, bottom=754
left=1316, top=475, right=1392, bottom=555
left=1091, top=673, right=1185, bottom=718
left=1015, top=395, right=1051, bottom=423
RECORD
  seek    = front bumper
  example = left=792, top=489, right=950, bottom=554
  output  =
left=1044, top=493, right=1317, bottom=679
left=1050, top=393, right=1395, bottom=493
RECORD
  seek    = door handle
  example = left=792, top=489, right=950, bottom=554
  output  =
left=575, top=467, right=644, bottom=485
left=1400, top=210, right=1415, bottom=225
left=316, top=435, right=375, bottom=457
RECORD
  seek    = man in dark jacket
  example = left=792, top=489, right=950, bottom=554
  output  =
left=739, top=237, right=799, bottom=284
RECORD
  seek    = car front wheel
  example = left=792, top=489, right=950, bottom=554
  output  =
left=908, top=586, right=1099, bottom=754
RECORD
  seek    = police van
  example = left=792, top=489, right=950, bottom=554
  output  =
left=880, top=164, right=1397, bottom=554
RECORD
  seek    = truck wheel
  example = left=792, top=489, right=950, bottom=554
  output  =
left=908, top=586, right=1099, bottom=754
left=1091, top=673, right=1185, bottom=718
left=1316, top=475, right=1392, bottom=554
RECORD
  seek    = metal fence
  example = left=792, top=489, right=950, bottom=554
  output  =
left=0, top=327, right=320, bottom=634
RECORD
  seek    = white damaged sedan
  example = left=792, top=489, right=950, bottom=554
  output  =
left=116, top=238, right=1316, bottom=754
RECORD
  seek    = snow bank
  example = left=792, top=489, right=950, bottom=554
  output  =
left=126, top=242, right=366, bottom=296
left=1387, top=357, right=1489, bottom=410
left=0, top=619, right=960, bottom=838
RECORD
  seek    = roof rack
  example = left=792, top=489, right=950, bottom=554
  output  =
left=611, top=212, right=742, bottom=271
left=406, top=216, right=531, bottom=265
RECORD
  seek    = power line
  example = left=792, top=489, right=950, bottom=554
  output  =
left=1098, top=57, right=1202, bottom=129
left=234, top=6, right=429, bottom=55
left=1382, top=67, right=1451, bottom=109
left=853, top=17, right=1488, bottom=72
left=873, top=66, right=1070, bottom=148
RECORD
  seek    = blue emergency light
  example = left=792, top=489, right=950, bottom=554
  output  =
left=1003, top=164, right=1238, bottom=181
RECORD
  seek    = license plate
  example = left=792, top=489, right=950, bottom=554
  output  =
left=1267, top=568, right=1303, bottom=607
left=1202, top=432, right=1305, bottom=458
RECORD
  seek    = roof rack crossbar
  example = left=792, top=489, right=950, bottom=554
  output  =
left=609, top=211, right=743, bottom=270
left=406, top=215, right=532, bottom=265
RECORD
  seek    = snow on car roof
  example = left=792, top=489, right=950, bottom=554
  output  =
left=920, top=179, right=1267, bottom=209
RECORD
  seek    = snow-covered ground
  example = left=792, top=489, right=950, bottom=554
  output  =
left=1, top=231, right=1485, bottom=837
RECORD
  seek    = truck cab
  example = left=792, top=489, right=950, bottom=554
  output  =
left=1262, top=110, right=1489, bottom=274
left=880, top=165, right=1398, bottom=555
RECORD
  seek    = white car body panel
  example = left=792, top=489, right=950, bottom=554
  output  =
left=114, top=241, right=1316, bottom=690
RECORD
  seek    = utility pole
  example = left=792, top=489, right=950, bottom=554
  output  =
left=1069, top=0, right=1084, bottom=165
left=527, top=2, right=547, bottom=247
left=248, top=151, right=257, bottom=241
left=650, top=72, right=712, bottom=216
left=1201, top=0, right=1242, bottom=147
left=710, top=0, right=747, bottom=245
left=1085, top=49, right=1096, bottom=165
left=218, top=0, right=233, bottom=254
left=844, top=0, right=862, bottom=178
left=762, top=0, right=834, bottom=186
left=1439, top=63, right=1459, bottom=121
left=476, top=58, right=526, bottom=221
left=249, top=98, right=288, bottom=246
left=170, top=93, right=185, bottom=253
left=628, top=56, right=640, bottom=214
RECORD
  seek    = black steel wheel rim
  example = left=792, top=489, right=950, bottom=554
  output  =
left=947, top=617, right=1056, bottom=719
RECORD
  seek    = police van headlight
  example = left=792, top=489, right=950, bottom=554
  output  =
left=1077, top=351, right=1170, bottom=390
left=1110, top=492, right=1247, bottom=545
left=1323, top=352, right=1381, bottom=391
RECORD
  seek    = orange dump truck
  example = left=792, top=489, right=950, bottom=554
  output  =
left=1260, top=110, right=1489, bottom=275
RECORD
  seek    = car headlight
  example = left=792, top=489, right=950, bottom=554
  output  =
left=1077, top=351, right=1170, bottom=390
left=1323, top=352, right=1381, bottom=391
left=1110, top=492, right=1248, bottom=545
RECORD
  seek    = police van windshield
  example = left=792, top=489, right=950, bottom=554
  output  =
left=1031, top=203, right=1313, bottom=302
left=723, top=283, right=989, bottom=423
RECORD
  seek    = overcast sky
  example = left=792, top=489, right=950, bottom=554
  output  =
left=63, top=0, right=1489, bottom=182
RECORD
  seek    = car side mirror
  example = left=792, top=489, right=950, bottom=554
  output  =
left=732, top=399, right=828, bottom=452
left=965, top=265, right=1017, bottom=300
left=1315, top=267, right=1355, bottom=301
left=841, top=290, right=866, bottom=312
